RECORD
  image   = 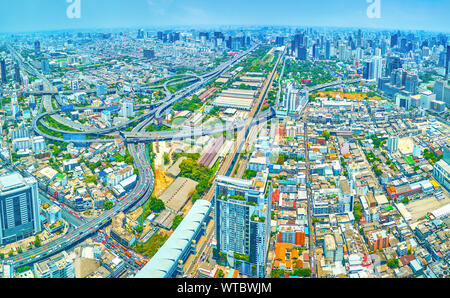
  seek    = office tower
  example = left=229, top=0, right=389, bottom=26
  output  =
left=96, top=82, right=107, bottom=97
left=387, top=136, right=399, bottom=153
left=120, top=99, right=134, bottom=118
left=137, top=29, right=144, bottom=39
left=11, top=93, right=19, bottom=117
left=232, top=38, right=242, bottom=51
left=33, top=251, right=75, bottom=278
left=199, top=32, right=209, bottom=45
left=41, top=59, right=50, bottom=75
left=0, top=59, right=6, bottom=83
left=446, top=45, right=450, bottom=78
left=381, top=39, right=388, bottom=55
left=390, top=68, right=407, bottom=88
left=0, top=173, right=41, bottom=245
left=157, top=31, right=164, bottom=41
left=443, top=146, right=450, bottom=165
left=214, top=172, right=271, bottom=278
left=31, top=136, right=46, bottom=152
left=391, top=33, right=398, bottom=48
left=214, top=31, right=224, bottom=39
left=405, top=74, right=419, bottom=94
left=282, top=82, right=308, bottom=114
left=371, top=56, right=382, bottom=81
left=226, top=36, right=232, bottom=49
left=71, top=80, right=79, bottom=90
left=325, top=40, right=331, bottom=59
left=385, top=56, right=402, bottom=76
left=433, top=146, right=450, bottom=192
left=363, top=60, right=373, bottom=80
left=34, top=40, right=41, bottom=55
left=434, top=80, right=445, bottom=101
left=400, top=38, right=407, bottom=52
left=434, top=80, right=450, bottom=107
left=419, top=91, right=435, bottom=110
left=275, top=36, right=285, bottom=47
left=143, top=49, right=155, bottom=59
left=338, top=44, right=348, bottom=61
left=312, top=43, right=319, bottom=60
left=13, top=64, right=21, bottom=84
left=296, top=46, right=307, bottom=61
left=438, top=52, right=447, bottom=67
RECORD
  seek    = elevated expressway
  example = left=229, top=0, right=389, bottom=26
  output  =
left=3, top=44, right=258, bottom=269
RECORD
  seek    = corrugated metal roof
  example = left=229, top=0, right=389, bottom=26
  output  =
left=134, top=200, right=212, bottom=278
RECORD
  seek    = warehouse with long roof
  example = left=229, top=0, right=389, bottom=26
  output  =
left=134, top=200, right=212, bottom=278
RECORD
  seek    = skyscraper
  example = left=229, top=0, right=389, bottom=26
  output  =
left=312, top=43, right=320, bottom=60
left=387, top=136, right=399, bottom=153
left=41, top=59, right=50, bottom=75
left=446, top=45, right=450, bottom=78
left=0, top=173, right=41, bottom=245
left=405, top=74, right=419, bottom=94
left=386, top=56, right=402, bottom=77
left=363, top=60, right=373, bottom=80
left=325, top=40, right=331, bottom=60
left=391, top=33, right=398, bottom=48
left=296, top=46, right=307, bottom=61
left=214, top=171, right=271, bottom=278
left=34, top=40, right=41, bottom=56
left=143, top=49, right=155, bottom=59
left=371, top=56, right=383, bottom=81
left=13, top=64, right=21, bottom=84
left=120, top=99, right=134, bottom=118
left=136, top=29, right=144, bottom=39
left=0, top=59, right=6, bottom=84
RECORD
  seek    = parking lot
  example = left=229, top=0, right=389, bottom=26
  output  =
left=409, top=194, right=450, bottom=222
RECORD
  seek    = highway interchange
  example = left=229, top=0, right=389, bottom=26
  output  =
left=5, top=42, right=362, bottom=274
left=3, top=43, right=258, bottom=269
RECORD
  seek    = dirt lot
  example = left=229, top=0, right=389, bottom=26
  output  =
left=315, top=91, right=382, bottom=101
left=153, top=141, right=175, bottom=198
left=153, top=169, right=174, bottom=198
left=409, top=195, right=450, bottom=222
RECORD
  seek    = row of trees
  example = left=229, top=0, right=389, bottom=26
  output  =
left=270, top=267, right=312, bottom=278
left=178, top=156, right=215, bottom=203
left=173, top=96, right=203, bottom=112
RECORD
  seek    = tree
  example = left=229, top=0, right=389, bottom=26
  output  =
left=104, top=201, right=113, bottom=210
left=34, top=236, right=41, bottom=247
left=293, top=267, right=312, bottom=277
left=387, top=259, right=399, bottom=269
left=353, top=203, right=363, bottom=223
left=321, top=131, right=331, bottom=140
left=276, top=153, right=285, bottom=165
left=172, top=215, right=183, bottom=230
left=217, top=269, right=225, bottom=278
left=270, top=269, right=285, bottom=278
left=163, top=153, right=170, bottom=165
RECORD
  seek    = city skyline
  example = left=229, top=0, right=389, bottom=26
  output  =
left=0, top=0, right=450, bottom=34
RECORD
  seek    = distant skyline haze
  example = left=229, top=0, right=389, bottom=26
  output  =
left=0, top=0, right=449, bottom=33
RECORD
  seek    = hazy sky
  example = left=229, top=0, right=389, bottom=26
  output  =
left=0, top=0, right=449, bottom=33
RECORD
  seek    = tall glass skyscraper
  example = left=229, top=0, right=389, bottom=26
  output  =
left=0, top=172, right=41, bottom=245
left=214, top=170, right=271, bottom=278
left=0, top=59, right=6, bottom=84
